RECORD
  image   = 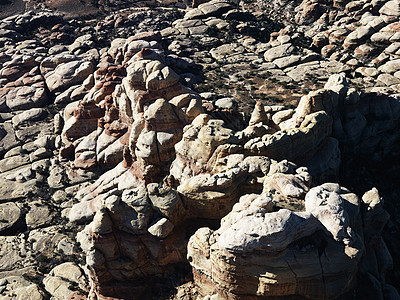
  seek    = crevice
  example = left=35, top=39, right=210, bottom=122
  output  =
left=318, top=247, right=327, bottom=300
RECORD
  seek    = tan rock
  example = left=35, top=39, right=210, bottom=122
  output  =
left=43, top=262, right=87, bottom=300
left=305, top=184, right=361, bottom=243
left=271, top=108, right=294, bottom=125
left=148, top=184, right=185, bottom=225
left=379, top=0, right=400, bottom=19
left=188, top=185, right=364, bottom=299
left=145, top=66, right=180, bottom=91
left=245, top=111, right=333, bottom=162
left=1, top=80, right=48, bottom=111
left=264, top=43, right=295, bottom=62
left=0, top=202, right=22, bottom=235
left=171, top=117, right=238, bottom=183
left=148, top=217, right=174, bottom=239
left=177, top=166, right=252, bottom=219
left=248, top=101, right=269, bottom=126
left=45, top=60, right=94, bottom=93
left=0, top=276, right=45, bottom=299
left=61, top=101, right=104, bottom=144
left=294, top=89, right=337, bottom=124
left=0, top=122, right=19, bottom=157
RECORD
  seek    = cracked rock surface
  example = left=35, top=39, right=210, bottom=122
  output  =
left=0, top=0, right=399, bottom=299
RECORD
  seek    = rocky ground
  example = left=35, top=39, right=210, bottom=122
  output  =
left=0, top=0, right=399, bottom=299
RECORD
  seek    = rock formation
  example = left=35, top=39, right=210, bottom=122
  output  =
left=0, top=0, right=399, bottom=299
left=71, top=61, right=399, bottom=299
left=188, top=183, right=365, bottom=299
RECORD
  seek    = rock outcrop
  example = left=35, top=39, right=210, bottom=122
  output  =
left=74, top=66, right=399, bottom=299
left=0, top=2, right=399, bottom=300
left=69, top=44, right=399, bottom=299
left=187, top=183, right=386, bottom=299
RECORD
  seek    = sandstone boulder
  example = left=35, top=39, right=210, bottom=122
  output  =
left=43, top=262, right=87, bottom=300
left=1, top=77, right=48, bottom=112
left=188, top=183, right=365, bottom=299
left=45, top=60, right=94, bottom=93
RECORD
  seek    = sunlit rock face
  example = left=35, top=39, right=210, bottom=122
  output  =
left=62, top=36, right=204, bottom=224
left=50, top=3, right=400, bottom=298
left=188, top=183, right=367, bottom=299
left=0, top=2, right=400, bottom=299
left=68, top=50, right=399, bottom=299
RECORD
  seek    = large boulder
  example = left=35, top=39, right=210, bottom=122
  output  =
left=188, top=183, right=365, bottom=299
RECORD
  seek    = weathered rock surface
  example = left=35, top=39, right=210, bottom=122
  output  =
left=43, top=262, right=86, bottom=300
left=0, top=1, right=399, bottom=300
left=0, top=202, right=23, bottom=235
left=70, top=60, right=399, bottom=299
left=0, top=276, right=46, bottom=299
left=187, top=184, right=390, bottom=299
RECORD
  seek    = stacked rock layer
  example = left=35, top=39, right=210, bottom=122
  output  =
left=0, top=1, right=399, bottom=299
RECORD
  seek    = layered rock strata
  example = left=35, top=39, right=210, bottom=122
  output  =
left=64, top=31, right=400, bottom=297
left=188, top=183, right=365, bottom=299
left=0, top=2, right=399, bottom=299
left=73, top=67, right=399, bottom=299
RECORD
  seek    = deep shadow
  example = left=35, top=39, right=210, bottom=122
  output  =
left=339, top=151, right=400, bottom=292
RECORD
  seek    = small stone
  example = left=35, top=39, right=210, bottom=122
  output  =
left=43, top=262, right=86, bottom=299
left=29, top=147, right=52, bottom=162
left=26, top=202, right=55, bottom=230
left=22, top=142, right=38, bottom=153
left=389, top=32, right=400, bottom=42
left=0, top=276, right=45, bottom=299
left=0, top=202, right=22, bottom=234
left=377, top=73, right=400, bottom=86
left=32, top=159, right=50, bottom=173
left=45, top=60, right=94, bottom=93
left=321, top=44, right=338, bottom=58
left=57, top=238, right=75, bottom=255
left=273, top=55, right=301, bottom=69
left=148, top=218, right=174, bottom=239
left=264, top=44, right=295, bottom=62
left=34, top=135, right=54, bottom=149
left=11, top=108, right=47, bottom=127
left=384, top=42, right=400, bottom=55
left=47, top=165, right=66, bottom=189
left=0, top=154, right=30, bottom=173
left=52, top=190, right=68, bottom=203
left=346, top=58, right=360, bottom=68
left=356, top=67, right=379, bottom=78
left=215, top=97, right=236, bottom=109
left=249, top=101, right=269, bottom=126
left=370, top=32, right=393, bottom=43
left=277, top=35, right=291, bottom=44
left=272, top=109, right=295, bottom=125
left=54, top=113, right=64, bottom=134
left=4, top=146, right=22, bottom=158
left=378, top=59, right=400, bottom=74
left=379, top=0, right=400, bottom=17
